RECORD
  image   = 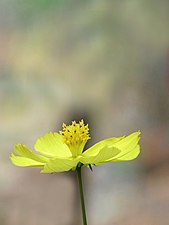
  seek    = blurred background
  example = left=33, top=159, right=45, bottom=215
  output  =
left=0, top=0, right=169, bottom=224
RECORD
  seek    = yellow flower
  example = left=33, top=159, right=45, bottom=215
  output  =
left=10, top=120, right=140, bottom=173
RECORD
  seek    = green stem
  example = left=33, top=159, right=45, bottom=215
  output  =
left=76, top=166, right=88, bottom=225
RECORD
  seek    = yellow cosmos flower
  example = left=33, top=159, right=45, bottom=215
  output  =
left=10, top=120, right=140, bottom=173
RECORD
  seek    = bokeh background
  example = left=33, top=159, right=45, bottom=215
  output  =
left=1, top=0, right=169, bottom=225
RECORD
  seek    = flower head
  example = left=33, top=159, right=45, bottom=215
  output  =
left=10, top=120, right=141, bottom=173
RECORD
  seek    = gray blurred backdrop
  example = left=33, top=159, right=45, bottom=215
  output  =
left=0, top=1, right=169, bottom=225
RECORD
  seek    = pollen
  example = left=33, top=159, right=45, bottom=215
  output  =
left=59, top=120, right=90, bottom=147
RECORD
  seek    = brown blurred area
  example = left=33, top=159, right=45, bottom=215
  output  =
left=0, top=0, right=169, bottom=225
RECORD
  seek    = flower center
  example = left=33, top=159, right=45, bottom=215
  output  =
left=59, top=120, right=90, bottom=157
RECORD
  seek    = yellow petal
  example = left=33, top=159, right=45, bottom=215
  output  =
left=10, top=154, right=45, bottom=167
left=14, top=144, right=48, bottom=162
left=109, top=131, right=141, bottom=161
left=41, top=157, right=79, bottom=173
left=34, top=132, right=72, bottom=157
left=81, top=147, right=120, bottom=166
left=112, top=144, right=140, bottom=162
left=81, top=131, right=140, bottom=166
left=83, top=136, right=124, bottom=157
left=10, top=144, right=48, bottom=168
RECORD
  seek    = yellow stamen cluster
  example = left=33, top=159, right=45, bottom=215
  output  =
left=60, top=120, right=90, bottom=147
left=59, top=120, right=90, bottom=157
